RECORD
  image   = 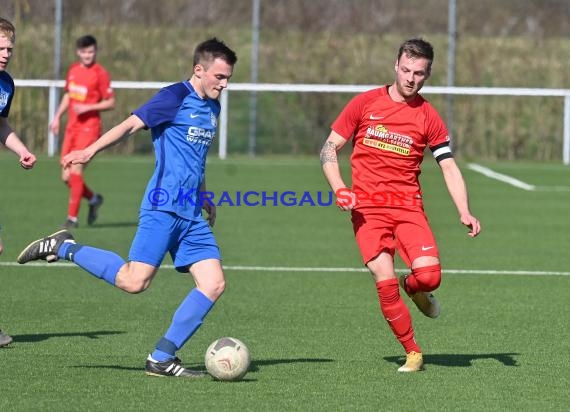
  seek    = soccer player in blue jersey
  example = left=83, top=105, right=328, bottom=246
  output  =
left=17, top=38, right=237, bottom=376
left=1, top=17, right=37, bottom=348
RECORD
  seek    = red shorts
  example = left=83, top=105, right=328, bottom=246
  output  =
left=60, top=125, right=101, bottom=158
left=351, top=206, right=439, bottom=266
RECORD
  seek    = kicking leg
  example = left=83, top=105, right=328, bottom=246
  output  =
left=17, top=230, right=158, bottom=291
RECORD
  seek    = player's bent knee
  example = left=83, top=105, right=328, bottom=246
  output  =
left=412, top=264, right=441, bottom=292
left=191, top=259, right=226, bottom=301
left=211, top=278, right=226, bottom=300
left=116, top=272, right=153, bottom=294
left=201, top=278, right=226, bottom=301
left=120, top=279, right=149, bottom=294
left=61, top=167, right=71, bottom=182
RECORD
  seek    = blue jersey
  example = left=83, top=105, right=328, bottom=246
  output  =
left=0, top=71, right=15, bottom=118
left=133, top=80, right=220, bottom=220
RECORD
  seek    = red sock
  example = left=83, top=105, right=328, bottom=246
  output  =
left=405, top=264, right=441, bottom=294
left=82, top=181, right=94, bottom=201
left=376, top=278, right=421, bottom=353
left=68, top=173, right=84, bottom=219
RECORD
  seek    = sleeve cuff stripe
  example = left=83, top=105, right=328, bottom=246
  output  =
left=432, top=146, right=452, bottom=158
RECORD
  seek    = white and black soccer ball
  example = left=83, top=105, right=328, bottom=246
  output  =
left=205, top=337, right=250, bottom=381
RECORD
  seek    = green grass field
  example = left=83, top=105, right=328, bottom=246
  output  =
left=1, top=153, right=569, bottom=411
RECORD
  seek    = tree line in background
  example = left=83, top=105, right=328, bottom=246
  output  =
left=2, top=0, right=569, bottom=160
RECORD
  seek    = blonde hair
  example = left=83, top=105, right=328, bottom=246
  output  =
left=0, top=18, right=16, bottom=42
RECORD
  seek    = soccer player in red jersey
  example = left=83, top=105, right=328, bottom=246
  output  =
left=320, top=38, right=481, bottom=372
left=50, top=35, right=115, bottom=229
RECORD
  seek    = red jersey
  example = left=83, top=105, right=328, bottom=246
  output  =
left=332, top=86, right=450, bottom=207
left=65, top=62, right=113, bottom=129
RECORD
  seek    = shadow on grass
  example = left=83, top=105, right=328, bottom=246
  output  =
left=72, top=364, right=148, bottom=372
left=249, top=357, right=335, bottom=372
left=71, top=364, right=260, bottom=382
left=70, top=357, right=334, bottom=378
left=12, top=330, right=125, bottom=343
left=384, top=353, right=520, bottom=367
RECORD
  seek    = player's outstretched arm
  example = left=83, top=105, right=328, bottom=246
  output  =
left=320, top=131, right=355, bottom=211
left=61, top=114, right=146, bottom=168
left=0, top=117, right=37, bottom=169
left=438, top=157, right=481, bottom=237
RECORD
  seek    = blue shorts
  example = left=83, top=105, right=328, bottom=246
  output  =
left=129, top=210, right=221, bottom=273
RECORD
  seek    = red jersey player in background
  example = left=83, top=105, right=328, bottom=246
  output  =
left=320, top=38, right=481, bottom=372
left=50, top=35, right=115, bottom=229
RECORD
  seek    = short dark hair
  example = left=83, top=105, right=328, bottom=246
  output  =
left=193, top=37, right=237, bottom=68
left=397, top=38, right=434, bottom=72
left=76, top=35, right=97, bottom=49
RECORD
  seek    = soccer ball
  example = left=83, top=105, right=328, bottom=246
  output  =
left=205, top=337, right=251, bottom=381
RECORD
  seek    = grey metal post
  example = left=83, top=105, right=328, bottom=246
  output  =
left=248, top=0, right=260, bottom=157
left=48, top=0, right=62, bottom=156
left=446, top=0, right=457, bottom=152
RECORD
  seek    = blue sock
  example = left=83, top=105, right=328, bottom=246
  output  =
left=58, top=242, right=125, bottom=286
left=151, top=289, right=214, bottom=361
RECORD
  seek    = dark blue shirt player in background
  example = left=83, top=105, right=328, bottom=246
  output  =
left=1, top=17, right=37, bottom=348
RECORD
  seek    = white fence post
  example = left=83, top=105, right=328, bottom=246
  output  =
left=47, top=84, right=58, bottom=156
left=562, top=94, right=570, bottom=165
left=219, top=89, right=229, bottom=160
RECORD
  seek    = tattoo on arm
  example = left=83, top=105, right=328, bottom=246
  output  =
left=320, top=140, right=338, bottom=165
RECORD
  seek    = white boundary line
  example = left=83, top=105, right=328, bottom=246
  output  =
left=467, top=163, right=570, bottom=192
left=534, top=185, right=570, bottom=192
left=1, top=261, right=568, bottom=276
left=467, top=163, right=536, bottom=190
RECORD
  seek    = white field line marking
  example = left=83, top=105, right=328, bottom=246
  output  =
left=467, top=163, right=536, bottom=191
left=534, top=185, right=570, bottom=192
left=2, top=261, right=569, bottom=276
left=467, top=163, right=570, bottom=192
